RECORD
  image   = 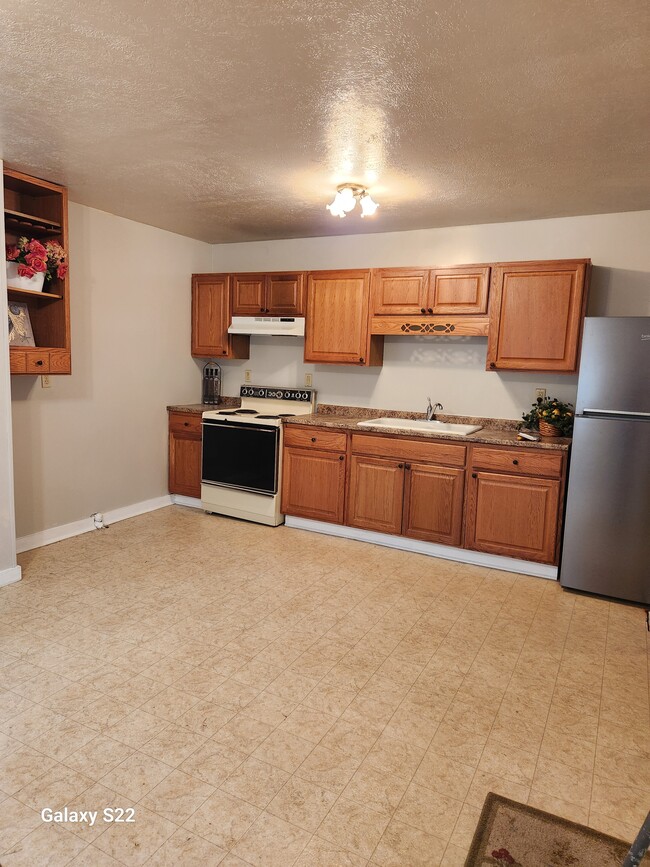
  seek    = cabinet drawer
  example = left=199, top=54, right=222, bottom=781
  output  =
left=25, top=351, right=51, bottom=373
left=169, top=411, right=203, bottom=435
left=9, top=351, right=27, bottom=373
left=284, top=426, right=347, bottom=452
left=49, top=350, right=71, bottom=374
left=471, top=445, right=563, bottom=478
left=351, top=433, right=466, bottom=467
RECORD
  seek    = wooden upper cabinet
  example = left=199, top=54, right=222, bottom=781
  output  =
left=232, top=272, right=305, bottom=316
left=371, top=265, right=490, bottom=316
left=266, top=273, right=305, bottom=315
left=486, top=260, right=590, bottom=372
left=372, top=269, right=429, bottom=315
left=305, top=270, right=383, bottom=366
left=429, top=266, right=490, bottom=314
left=231, top=274, right=265, bottom=315
left=191, top=274, right=249, bottom=359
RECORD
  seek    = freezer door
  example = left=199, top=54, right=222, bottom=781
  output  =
left=576, top=317, right=650, bottom=415
left=560, top=416, right=650, bottom=604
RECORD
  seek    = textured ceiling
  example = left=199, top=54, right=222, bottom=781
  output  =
left=1, top=1, right=649, bottom=243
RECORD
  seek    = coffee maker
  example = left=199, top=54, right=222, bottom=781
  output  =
left=202, top=361, right=222, bottom=405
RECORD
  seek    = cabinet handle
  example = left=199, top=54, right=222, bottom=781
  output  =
left=311, top=437, right=316, bottom=442
left=36, top=359, right=44, bottom=366
left=513, top=459, right=519, bottom=465
left=359, top=357, right=364, bottom=363
left=260, top=307, right=264, bottom=312
left=427, top=308, right=433, bottom=314
left=398, top=463, right=404, bottom=469
left=420, top=308, right=426, bottom=314
left=405, top=463, right=411, bottom=470
left=489, top=362, right=496, bottom=369
left=339, top=455, right=345, bottom=461
left=184, top=422, right=190, bottom=427
left=472, top=473, right=477, bottom=478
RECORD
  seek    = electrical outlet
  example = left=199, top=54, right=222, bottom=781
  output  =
left=304, top=373, right=313, bottom=387
left=535, top=387, right=547, bottom=402
left=244, top=369, right=252, bottom=383
left=41, top=375, right=51, bottom=389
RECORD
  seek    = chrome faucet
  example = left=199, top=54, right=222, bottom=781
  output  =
left=426, top=397, right=444, bottom=421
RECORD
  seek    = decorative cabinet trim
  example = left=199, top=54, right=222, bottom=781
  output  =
left=370, top=316, right=489, bottom=336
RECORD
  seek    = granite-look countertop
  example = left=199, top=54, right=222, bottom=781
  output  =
left=283, top=404, right=571, bottom=451
left=167, top=397, right=240, bottom=413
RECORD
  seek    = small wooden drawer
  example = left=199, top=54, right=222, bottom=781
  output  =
left=49, top=350, right=71, bottom=374
left=471, top=445, right=563, bottom=478
left=351, top=433, right=466, bottom=467
left=169, top=411, right=202, bottom=435
left=25, top=351, right=50, bottom=373
left=284, top=425, right=348, bottom=452
left=9, top=350, right=27, bottom=373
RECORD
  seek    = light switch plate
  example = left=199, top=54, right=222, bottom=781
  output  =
left=304, top=373, right=313, bottom=387
left=244, top=369, right=252, bottom=383
left=535, top=387, right=547, bottom=401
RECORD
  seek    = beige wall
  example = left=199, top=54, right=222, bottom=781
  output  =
left=212, top=210, right=650, bottom=416
left=11, top=203, right=211, bottom=538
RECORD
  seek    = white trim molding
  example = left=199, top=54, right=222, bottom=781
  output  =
left=0, top=565, right=22, bottom=587
left=285, top=517, right=558, bottom=580
left=171, top=495, right=203, bottom=510
left=16, top=495, right=173, bottom=553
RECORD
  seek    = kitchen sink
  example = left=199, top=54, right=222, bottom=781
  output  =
left=357, top=417, right=483, bottom=436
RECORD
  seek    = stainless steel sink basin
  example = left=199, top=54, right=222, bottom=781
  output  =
left=357, top=417, right=483, bottom=436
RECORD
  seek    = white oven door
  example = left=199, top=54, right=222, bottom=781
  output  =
left=201, top=419, right=279, bottom=495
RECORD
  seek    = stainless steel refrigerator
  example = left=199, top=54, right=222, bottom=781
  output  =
left=560, top=317, right=650, bottom=605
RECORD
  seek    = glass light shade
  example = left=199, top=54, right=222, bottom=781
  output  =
left=360, top=193, right=378, bottom=217
left=338, top=186, right=356, bottom=212
left=326, top=193, right=347, bottom=217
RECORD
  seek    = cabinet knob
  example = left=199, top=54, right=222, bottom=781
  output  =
left=489, top=362, right=496, bottom=369
left=359, top=357, right=364, bottom=363
left=420, top=308, right=426, bottom=314
left=36, top=359, right=43, bottom=366
left=405, top=463, right=411, bottom=470
left=260, top=307, right=264, bottom=312
left=427, top=308, right=433, bottom=314
left=472, top=472, right=477, bottom=478
left=184, top=421, right=190, bottom=427
left=513, top=459, right=519, bottom=465
left=311, top=437, right=316, bottom=442
left=398, top=463, right=404, bottom=469
left=339, top=455, right=345, bottom=461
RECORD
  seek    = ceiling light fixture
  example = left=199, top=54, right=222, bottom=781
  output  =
left=326, top=183, right=379, bottom=218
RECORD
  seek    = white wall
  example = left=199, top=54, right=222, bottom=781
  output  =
left=10, top=203, right=211, bottom=538
left=212, top=210, right=650, bottom=417
left=0, top=161, right=20, bottom=584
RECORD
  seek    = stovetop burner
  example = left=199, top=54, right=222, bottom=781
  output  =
left=234, top=409, right=258, bottom=414
left=256, top=414, right=280, bottom=420
left=278, top=413, right=296, bottom=417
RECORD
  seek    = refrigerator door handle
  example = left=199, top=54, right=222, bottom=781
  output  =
left=583, top=408, right=650, bottom=418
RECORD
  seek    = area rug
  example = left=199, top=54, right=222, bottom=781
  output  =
left=465, top=792, right=649, bottom=866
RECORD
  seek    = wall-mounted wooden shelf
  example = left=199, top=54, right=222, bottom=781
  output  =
left=4, top=167, right=71, bottom=375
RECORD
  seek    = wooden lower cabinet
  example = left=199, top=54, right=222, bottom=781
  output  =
left=347, top=456, right=405, bottom=534
left=465, top=471, right=560, bottom=563
left=168, top=412, right=202, bottom=498
left=281, top=447, right=346, bottom=523
left=403, top=463, right=465, bottom=546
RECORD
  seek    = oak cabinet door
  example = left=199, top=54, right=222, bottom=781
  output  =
left=429, top=266, right=490, bottom=314
left=281, top=447, right=346, bottom=523
left=192, top=274, right=249, bottom=359
left=305, top=270, right=374, bottom=364
left=466, top=471, right=560, bottom=563
left=372, top=269, right=429, bottom=315
left=486, top=260, right=589, bottom=371
left=232, top=274, right=265, bottom=315
left=169, top=431, right=202, bottom=498
left=403, top=464, right=465, bottom=546
left=267, top=273, right=305, bottom=315
left=346, top=456, right=405, bottom=535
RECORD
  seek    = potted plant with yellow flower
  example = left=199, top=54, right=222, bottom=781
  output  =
left=521, top=397, right=574, bottom=437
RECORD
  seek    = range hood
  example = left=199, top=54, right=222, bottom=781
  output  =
left=228, top=316, right=305, bottom=337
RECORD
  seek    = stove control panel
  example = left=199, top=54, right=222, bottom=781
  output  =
left=239, top=386, right=315, bottom=402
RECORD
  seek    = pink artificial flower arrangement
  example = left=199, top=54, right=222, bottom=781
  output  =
left=6, top=237, right=68, bottom=282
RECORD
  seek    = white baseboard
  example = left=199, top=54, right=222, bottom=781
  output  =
left=171, top=495, right=203, bottom=510
left=0, top=565, right=22, bottom=587
left=16, top=495, right=173, bottom=554
left=285, top=517, right=558, bottom=580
